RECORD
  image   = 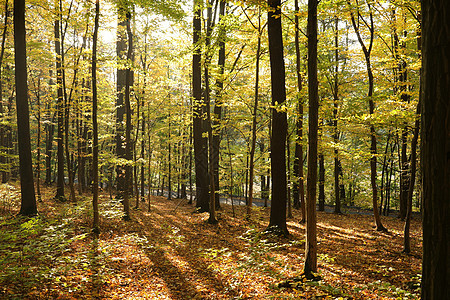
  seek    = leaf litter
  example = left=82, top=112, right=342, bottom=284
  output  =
left=0, top=185, right=422, bottom=299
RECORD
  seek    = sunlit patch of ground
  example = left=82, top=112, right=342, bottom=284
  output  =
left=0, top=183, right=422, bottom=299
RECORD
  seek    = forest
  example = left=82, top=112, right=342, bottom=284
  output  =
left=0, top=0, right=448, bottom=299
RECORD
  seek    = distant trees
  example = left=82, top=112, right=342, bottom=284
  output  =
left=3, top=0, right=431, bottom=260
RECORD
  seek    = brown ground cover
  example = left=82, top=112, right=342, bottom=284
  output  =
left=0, top=184, right=422, bottom=299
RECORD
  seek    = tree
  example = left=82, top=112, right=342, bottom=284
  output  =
left=292, top=0, right=306, bottom=222
left=332, top=14, right=341, bottom=214
left=247, top=4, right=263, bottom=218
left=92, top=0, right=100, bottom=234
left=14, top=0, right=37, bottom=216
left=204, top=0, right=217, bottom=224
left=116, top=2, right=129, bottom=200
left=54, top=1, right=65, bottom=201
left=192, top=0, right=209, bottom=213
left=347, top=0, right=386, bottom=231
left=123, top=9, right=133, bottom=220
left=0, top=0, right=8, bottom=184
left=304, top=0, right=318, bottom=277
left=420, top=0, right=450, bottom=297
left=267, top=0, right=288, bottom=235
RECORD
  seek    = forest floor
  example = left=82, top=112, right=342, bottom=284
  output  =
left=0, top=183, right=422, bottom=299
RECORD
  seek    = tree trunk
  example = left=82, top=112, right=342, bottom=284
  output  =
left=167, top=103, right=172, bottom=201
left=204, top=0, right=217, bottom=224
left=267, top=0, right=288, bottom=236
left=123, top=10, right=133, bottom=220
left=14, top=0, right=37, bottom=216
left=247, top=7, right=262, bottom=218
left=91, top=0, right=100, bottom=235
left=116, top=6, right=128, bottom=200
left=287, top=135, right=292, bottom=219
left=293, top=0, right=306, bottom=223
left=211, top=0, right=226, bottom=211
left=304, top=0, right=318, bottom=276
left=403, top=101, right=420, bottom=254
left=0, top=1, right=8, bottom=183
left=348, top=0, right=386, bottom=231
left=420, top=0, right=450, bottom=297
left=318, top=153, right=325, bottom=211
left=192, top=0, right=209, bottom=212
left=140, top=99, right=145, bottom=201
left=34, top=75, right=42, bottom=202
left=333, top=14, right=341, bottom=214
left=54, top=9, right=65, bottom=201
left=45, top=110, right=55, bottom=185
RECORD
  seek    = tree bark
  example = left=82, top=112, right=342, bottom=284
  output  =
left=420, top=0, right=450, bottom=297
left=318, top=153, right=325, bottom=211
left=116, top=5, right=128, bottom=200
left=304, top=0, right=318, bottom=276
left=333, top=14, right=341, bottom=214
left=0, top=1, right=8, bottom=183
left=91, top=0, right=100, bottom=235
left=247, top=7, right=261, bottom=218
left=293, top=0, right=305, bottom=223
left=54, top=7, right=65, bottom=201
left=348, top=0, right=386, bottom=231
left=192, top=0, right=209, bottom=212
left=211, top=0, right=226, bottom=210
left=267, top=0, right=288, bottom=236
left=123, top=10, right=133, bottom=220
left=14, top=0, right=37, bottom=216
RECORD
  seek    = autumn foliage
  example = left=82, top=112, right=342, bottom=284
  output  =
left=0, top=184, right=422, bottom=299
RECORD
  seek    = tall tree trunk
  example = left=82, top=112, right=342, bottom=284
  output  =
left=205, top=0, right=218, bottom=224
left=247, top=7, right=261, bottom=218
left=54, top=8, right=65, bottom=201
left=116, top=6, right=128, bottom=200
left=403, top=101, right=420, bottom=253
left=45, top=109, right=55, bottom=185
left=348, top=0, right=386, bottom=231
left=91, top=0, right=100, bottom=235
left=380, top=131, right=391, bottom=214
left=0, top=1, right=8, bottom=183
left=392, top=6, right=410, bottom=221
left=267, top=0, right=288, bottom=236
left=122, top=10, right=133, bottom=220
left=212, top=0, right=226, bottom=210
left=226, top=130, right=235, bottom=217
left=287, top=135, right=292, bottom=219
left=167, top=103, right=172, bottom=200
left=304, top=0, right=318, bottom=276
left=293, top=0, right=305, bottom=222
left=420, top=1, right=450, bottom=297
left=403, top=18, right=422, bottom=254
left=318, top=153, right=325, bottom=211
left=62, top=10, right=85, bottom=203
left=147, top=100, right=153, bottom=211
left=35, top=75, right=42, bottom=202
left=192, top=0, right=209, bottom=212
left=140, top=95, right=145, bottom=201
left=188, top=117, right=193, bottom=204
left=333, top=14, right=341, bottom=214
left=14, top=0, right=37, bottom=216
